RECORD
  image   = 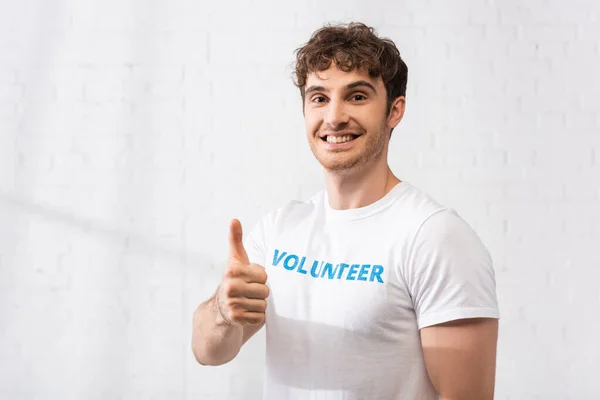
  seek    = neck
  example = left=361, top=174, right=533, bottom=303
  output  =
left=324, top=154, right=401, bottom=210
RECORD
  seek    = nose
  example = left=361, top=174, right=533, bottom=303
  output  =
left=324, top=99, right=349, bottom=129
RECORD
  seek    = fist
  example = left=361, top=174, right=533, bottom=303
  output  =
left=216, top=219, right=269, bottom=326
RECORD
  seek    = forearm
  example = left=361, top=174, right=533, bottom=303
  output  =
left=191, top=293, right=243, bottom=366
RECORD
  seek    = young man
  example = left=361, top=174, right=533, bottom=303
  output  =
left=192, top=22, right=500, bottom=400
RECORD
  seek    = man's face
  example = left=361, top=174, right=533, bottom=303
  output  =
left=303, top=64, right=398, bottom=174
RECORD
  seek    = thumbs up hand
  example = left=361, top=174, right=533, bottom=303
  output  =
left=215, top=219, right=269, bottom=327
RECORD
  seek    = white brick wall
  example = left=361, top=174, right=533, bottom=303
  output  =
left=1, top=1, right=599, bottom=399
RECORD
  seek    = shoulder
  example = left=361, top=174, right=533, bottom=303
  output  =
left=387, top=182, right=455, bottom=242
left=408, top=206, right=491, bottom=270
left=413, top=207, right=483, bottom=251
left=392, top=181, right=448, bottom=219
left=388, top=182, right=488, bottom=259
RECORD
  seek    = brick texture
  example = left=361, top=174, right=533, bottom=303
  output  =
left=0, top=0, right=599, bottom=399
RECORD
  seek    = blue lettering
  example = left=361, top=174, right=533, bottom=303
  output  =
left=337, top=263, right=350, bottom=279
left=297, top=256, right=308, bottom=274
left=347, top=264, right=360, bottom=280
left=370, top=265, right=384, bottom=283
left=284, top=255, right=299, bottom=271
left=271, top=249, right=384, bottom=284
left=272, top=249, right=287, bottom=267
left=310, top=261, right=323, bottom=278
left=321, top=263, right=339, bottom=279
left=357, top=264, right=370, bottom=281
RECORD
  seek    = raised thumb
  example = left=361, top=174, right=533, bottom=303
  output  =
left=228, top=218, right=249, bottom=264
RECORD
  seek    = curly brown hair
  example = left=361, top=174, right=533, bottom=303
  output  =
left=293, top=22, right=408, bottom=116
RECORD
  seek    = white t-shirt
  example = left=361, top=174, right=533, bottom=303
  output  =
left=244, top=181, right=500, bottom=400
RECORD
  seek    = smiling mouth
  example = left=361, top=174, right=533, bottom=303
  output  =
left=321, top=134, right=360, bottom=144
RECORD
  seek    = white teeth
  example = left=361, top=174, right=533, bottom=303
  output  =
left=326, top=135, right=355, bottom=143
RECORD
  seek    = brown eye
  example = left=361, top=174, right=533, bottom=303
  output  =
left=312, top=96, right=326, bottom=103
left=352, top=94, right=367, bottom=101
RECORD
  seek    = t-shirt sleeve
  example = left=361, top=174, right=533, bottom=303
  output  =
left=405, top=208, right=500, bottom=330
left=243, top=216, right=268, bottom=268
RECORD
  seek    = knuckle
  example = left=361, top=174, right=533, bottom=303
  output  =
left=249, top=264, right=267, bottom=283
left=221, top=282, right=236, bottom=297
left=230, top=310, right=244, bottom=322
left=224, top=265, right=242, bottom=279
left=259, top=270, right=268, bottom=283
left=224, top=297, right=236, bottom=309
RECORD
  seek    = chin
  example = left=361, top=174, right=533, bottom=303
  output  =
left=317, top=155, right=363, bottom=173
left=308, top=138, right=371, bottom=173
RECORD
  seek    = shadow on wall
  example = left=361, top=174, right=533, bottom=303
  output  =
left=0, top=188, right=207, bottom=268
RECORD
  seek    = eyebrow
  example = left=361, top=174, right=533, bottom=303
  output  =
left=305, top=80, right=378, bottom=95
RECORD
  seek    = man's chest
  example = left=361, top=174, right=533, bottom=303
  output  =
left=262, top=234, right=414, bottom=335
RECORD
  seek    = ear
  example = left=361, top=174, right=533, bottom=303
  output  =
left=387, top=96, right=406, bottom=130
